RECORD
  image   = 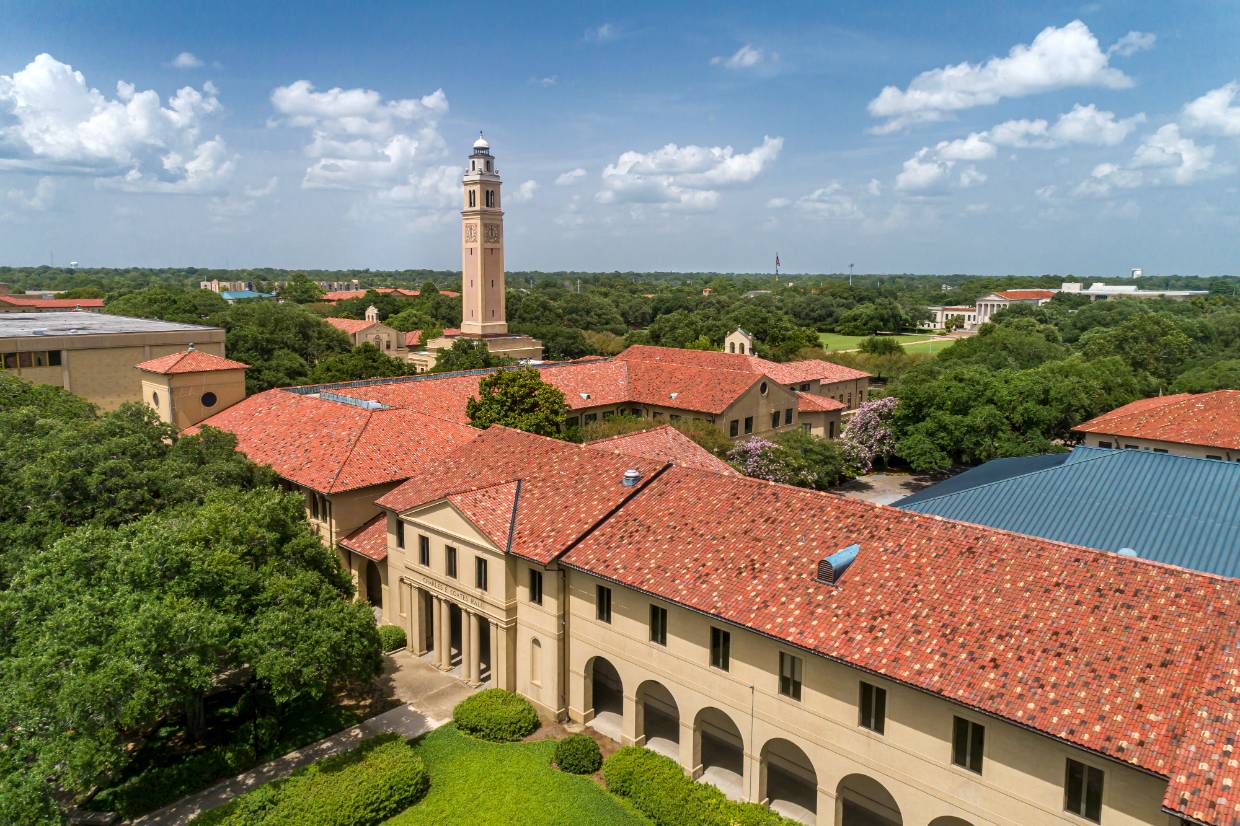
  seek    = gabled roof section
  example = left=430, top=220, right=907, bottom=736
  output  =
left=588, top=425, right=738, bottom=476
left=617, top=344, right=870, bottom=385
left=560, top=465, right=1240, bottom=791
left=324, top=317, right=377, bottom=335
left=447, top=480, right=521, bottom=550
left=190, top=389, right=479, bottom=493
left=1074, top=391, right=1240, bottom=451
left=339, top=514, right=387, bottom=561
left=794, top=391, right=846, bottom=413
left=625, top=360, right=757, bottom=414
left=991, top=289, right=1057, bottom=301
left=897, top=447, right=1240, bottom=577
left=377, top=426, right=665, bottom=564
left=136, top=349, right=249, bottom=374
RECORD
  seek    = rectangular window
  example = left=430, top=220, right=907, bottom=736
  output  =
left=859, top=681, right=886, bottom=734
left=1, top=353, right=15, bottom=369
left=309, top=492, right=319, bottom=520
left=1207, top=454, right=1223, bottom=460
left=649, top=604, right=667, bottom=645
left=669, top=414, right=681, bottom=423
left=529, top=568, right=543, bottom=605
left=1152, top=448, right=1168, bottom=453
left=709, top=626, right=730, bottom=671
left=744, top=416, right=753, bottom=434
left=952, top=717, right=985, bottom=774
left=18, top=352, right=32, bottom=368
left=804, top=423, right=813, bottom=434
left=596, top=585, right=612, bottom=623
left=729, top=419, right=739, bottom=437
left=47, top=350, right=63, bottom=367
left=784, top=408, right=793, bottom=425
left=418, top=534, right=430, bottom=566
left=1064, top=759, right=1104, bottom=823
left=566, top=416, right=580, bottom=428
left=584, top=413, right=598, bottom=424
left=846, top=393, right=853, bottom=407
left=395, top=522, right=405, bottom=549
left=468, top=190, right=476, bottom=208
left=446, top=546, right=457, bottom=578
left=828, top=421, right=836, bottom=438
left=475, top=557, right=488, bottom=592
left=1097, top=440, right=1112, bottom=449
left=771, top=411, right=781, bottom=429
left=778, top=652, right=803, bottom=701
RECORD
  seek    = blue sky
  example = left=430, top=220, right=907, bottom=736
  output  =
left=1, top=0, right=1237, bottom=275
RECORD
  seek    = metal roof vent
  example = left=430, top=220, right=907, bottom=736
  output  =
left=621, top=468, right=642, bottom=487
left=32, top=328, right=47, bottom=336
left=580, top=392, right=590, bottom=400
left=816, top=544, right=860, bottom=585
left=1117, top=548, right=1139, bottom=558
left=669, top=391, right=679, bottom=400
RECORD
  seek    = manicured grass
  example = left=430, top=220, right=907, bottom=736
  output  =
left=817, top=331, right=956, bottom=355
left=901, top=337, right=956, bottom=355
left=387, top=726, right=649, bottom=825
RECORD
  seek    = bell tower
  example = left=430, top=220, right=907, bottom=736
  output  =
left=461, top=132, right=507, bottom=336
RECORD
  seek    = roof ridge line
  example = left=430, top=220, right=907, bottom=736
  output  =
left=324, top=405, right=379, bottom=492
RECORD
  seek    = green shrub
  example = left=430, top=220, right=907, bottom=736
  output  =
left=554, top=733, right=602, bottom=774
left=452, top=689, right=539, bottom=742
left=603, top=746, right=794, bottom=826
left=192, top=735, right=428, bottom=826
left=378, top=624, right=407, bottom=652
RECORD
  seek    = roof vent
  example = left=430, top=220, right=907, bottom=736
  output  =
left=1117, top=548, right=1139, bottom=558
left=668, top=391, right=679, bottom=400
left=816, top=544, right=860, bottom=585
left=187, top=342, right=196, bottom=351
left=32, top=328, right=47, bottom=336
left=580, top=392, right=590, bottom=400
left=621, top=468, right=642, bottom=487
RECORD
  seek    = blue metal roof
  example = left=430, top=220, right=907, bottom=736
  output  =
left=220, top=290, right=275, bottom=300
left=897, top=447, right=1240, bottom=578
left=895, top=452, right=1071, bottom=506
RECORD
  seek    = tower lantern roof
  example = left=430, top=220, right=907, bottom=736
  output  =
left=472, top=131, right=491, bottom=154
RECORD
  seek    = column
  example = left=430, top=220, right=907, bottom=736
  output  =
left=488, top=620, right=499, bottom=685
left=468, top=612, right=482, bottom=686
left=679, top=719, right=699, bottom=777
left=435, top=597, right=450, bottom=671
left=408, top=586, right=424, bottom=655
left=461, top=610, right=473, bottom=682
left=621, top=690, right=639, bottom=746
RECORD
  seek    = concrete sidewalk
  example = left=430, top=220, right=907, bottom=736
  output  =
left=130, top=653, right=474, bottom=825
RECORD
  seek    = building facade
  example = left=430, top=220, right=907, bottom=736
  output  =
left=1073, top=390, right=1240, bottom=460
left=137, top=348, right=249, bottom=430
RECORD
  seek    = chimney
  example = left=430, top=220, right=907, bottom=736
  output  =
left=816, top=544, right=860, bottom=585
left=621, top=468, right=642, bottom=487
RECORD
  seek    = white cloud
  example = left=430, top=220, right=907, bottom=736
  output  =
left=895, top=148, right=952, bottom=192
left=766, top=197, right=791, bottom=208
left=555, top=167, right=586, bottom=185
left=0, top=53, right=231, bottom=193
left=170, top=52, right=204, bottom=69
left=867, top=21, right=1133, bottom=132
left=7, top=177, right=56, bottom=210
left=584, top=23, right=617, bottom=43
left=991, top=104, right=1144, bottom=147
left=934, top=132, right=996, bottom=161
left=1073, top=124, right=1230, bottom=197
left=509, top=179, right=539, bottom=203
left=866, top=178, right=883, bottom=197
left=711, top=45, right=772, bottom=70
left=796, top=183, right=863, bottom=219
left=208, top=176, right=277, bottom=222
left=270, top=79, right=457, bottom=208
left=1183, top=81, right=1240, bottom=137
left=536, top=76, right=558, bottom=87
left=597, top=135, right=782, bottom=210
left=958, top=166, right=987, bottom=188
left=1107, top=31, right=1156, bottom=58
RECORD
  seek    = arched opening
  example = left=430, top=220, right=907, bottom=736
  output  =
left=761, top=738, right=816, bottom=825
left=928, top=817, right=974, bottom=826
left=530, top=638, right=543, bottom=686
left=635, top=680, right=679, bottom=760
left=694, top=707, right=745, bottom=801
left=836, top=773, right=902, bottom=826
left=364, top=559, right=382, bottom=608
left=585, top=656, right=623, bottom=741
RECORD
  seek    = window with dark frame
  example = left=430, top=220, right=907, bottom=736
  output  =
left=446, top=546, right=457, bottom=578
left=744, top=416, right=753, bottom=434
left=952, top=716, right=984, bottom=774
left=771, top=411, right=781, bottom=429
left=709, top=626, right=730, bottom=671
left=729, top=419, right=740, bottom=437
left=529, top=568, right=543, bottom=604
left=784, top=408, right=793, bottom=425
left=475, top=557, right=488, bottom=592
left=649, top=604, right=667, bottom=645
left=1064, top=759, right=1103, bottom=823
left=418, top=534, right=430, bottom=566
left=395, top=522, right=405, bottom=549
left=778, top=652, right=802, bottom=701
left=596, top=585, right=612, bottom=622
left=859, top=681, right=886, bottom=734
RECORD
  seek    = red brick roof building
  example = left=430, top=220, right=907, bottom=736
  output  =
left=0, top=295, right=105, bottom=312
left=135, top=349, right=249, bottom=375
left=1075, top=391, right=1240, bottom=458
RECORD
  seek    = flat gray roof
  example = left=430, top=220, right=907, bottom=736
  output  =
left=0, top=312, right=219, bottom=338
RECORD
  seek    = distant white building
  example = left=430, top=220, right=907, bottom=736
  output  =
left=1130, top=267, right=1143, bottom=278
left=923, top=282, right=1207, bottom=331
left=1061, top=282, right=1208, bottom=302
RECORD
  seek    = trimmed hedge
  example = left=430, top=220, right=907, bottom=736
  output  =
left=554, top=733, right=602, bottom=774
left=192, top=735, right=428, bottom=826
left=378, top=624, right=407, bottom=653
left=452, top=689, right=539, bottom=742
left=602, top=746, right=795, bottom=826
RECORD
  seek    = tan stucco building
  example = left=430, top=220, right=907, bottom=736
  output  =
left=1074, top=390, right=1240, bottom=461
left=0, top=311, right=227, bottom=410
left=136, top=348, right=249, bottom=431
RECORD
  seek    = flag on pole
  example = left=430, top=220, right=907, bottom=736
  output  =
left=775, top=253, right=781, bottom=271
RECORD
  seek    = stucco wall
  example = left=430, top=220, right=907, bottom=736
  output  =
left=1081, top=434, right=1239, bottom=462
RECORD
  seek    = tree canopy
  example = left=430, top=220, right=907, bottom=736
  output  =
left=431, top=338, right=513, bottom=373
left=465, top=368, right=568, bottom=436
left=307, top=342, right=417, bottom=384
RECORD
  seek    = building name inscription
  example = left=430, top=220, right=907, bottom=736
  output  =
left=406, top=572, right=485, bottom=609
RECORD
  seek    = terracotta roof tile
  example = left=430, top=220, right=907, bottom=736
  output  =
left=447, top=480, right=520, bottom=550
left=1074, top=391, right=1240, bottom=451
left=136, top=349, right=249, bottom=374
left=405, top=330, right=423, bottom=347
left=795, top=391, right=846, bottom=413
left=339, top=514, right=387, bottom=561
left=0, top=295, right=105, bottom=309
left=324, top=317, right=376, bottom=335
left=617, top=344, right=870, bottom=384
left=588, top=425, right=738, bottom=475
left=559, top=465, right=1240, bottom=796
left=993, top=289, right=1057, bottom=300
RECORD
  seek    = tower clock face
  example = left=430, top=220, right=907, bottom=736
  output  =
left=484, top=223, right=501, bottom=242
left=465, top=224, right=478, bottom=242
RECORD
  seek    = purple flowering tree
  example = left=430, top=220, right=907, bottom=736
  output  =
left=727, top=436, right=814, bottom=486
left=840, top=396, right=898, bottom=474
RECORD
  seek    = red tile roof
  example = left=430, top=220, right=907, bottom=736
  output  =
left=376, top=426, right=665, bottom=564
left=558, top=465, right=1240, bottom=816
left=1074, top=391, right=1240, bottom=451
left=993, top=289, right=1057, bottom=301
left=405, top=330, right=423, bottom=347
left=794, top=391, right=846, bottom=413
left=321, top=287, right=460, bottom=302
left=617, top=344, right=870, bottom=385
left=324, top=317, right=376, bottom=336
left=339, top=514, right=387, bottom=561
left=588, top=425, right=738, bottom=476
left=189, top=389, right=479, bottom=493
left=0, top=295, right=105, bottom=309
left=135, top=349, right=249, bottom=374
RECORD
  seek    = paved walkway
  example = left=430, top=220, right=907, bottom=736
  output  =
left=129, top=652, right=474, bottom=826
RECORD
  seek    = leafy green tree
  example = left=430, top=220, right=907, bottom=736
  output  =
left=582, top=330, right=627, bottom=356
left=511, top=325, right=591, bottom=361
left=727, top=432, right=851, bottom=489
left=212, top=301, right=352, bottom=392
left=431, top=339, right=512, bottom=373
left=279, top=272, right=324, bottom=304
left=386, top=306, right=441, bottom=336
left=859, top=336, right=904, bottom=356
left=104, top=286, right=229, bottom=324
left=0, top=488, right=382, bottom=821
left=835, top=299, right=911, bottom=336
left=1080, top=312, right=1197, bottom=385
left=938, top=317, right=1067, bottom=371
left=307, top=343, right=417, bottom=384
left=465, top=368, right=568, bottom=436
left=1171, top=359, right=1240, bottom=392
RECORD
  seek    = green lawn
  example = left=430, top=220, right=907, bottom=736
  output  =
left=817, top=331, right=955, bottom=355
left=387, top=726, right=649, bottom=825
